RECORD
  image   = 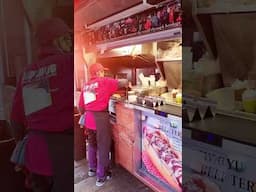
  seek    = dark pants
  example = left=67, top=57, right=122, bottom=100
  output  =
left=45, top=132, right=73, bottom=192
left=30, top=173, right=53, bottom=192
left=29, top=130, right=74, bottom=192
left=87, top=111, right=111, bottom=179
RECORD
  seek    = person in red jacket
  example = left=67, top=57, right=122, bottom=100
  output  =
left=168, top=6, right=174, bottom=24
left=10, top=18, right=73, bottom=192
left=144, top=15, right=152, bottom=31
left=79, top=63, right=128, bottom=187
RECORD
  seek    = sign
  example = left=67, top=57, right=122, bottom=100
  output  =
left=183, top=128, right=256, bottom=192
left=83, top=0, right=182, bottom=47
left=140, top=112, right=182, bottom=191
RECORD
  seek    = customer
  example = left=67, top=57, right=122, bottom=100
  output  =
left=79, top=63, right=128, bottom=187
left=10, top=18, right=73, bottom=192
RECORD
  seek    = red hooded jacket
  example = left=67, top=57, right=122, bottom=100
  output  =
left=11, top=47, right=73, bottom=176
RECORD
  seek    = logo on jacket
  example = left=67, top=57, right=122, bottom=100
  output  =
left=23, top=64, right=57, bottom=84
left=83, top=82, right=99, bottom=104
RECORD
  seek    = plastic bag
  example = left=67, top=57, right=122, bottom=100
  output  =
left=10, top=135, right=28, bottom=166
left=78, top=114, right=85, bottom=126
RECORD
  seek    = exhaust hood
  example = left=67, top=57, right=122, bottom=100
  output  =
left=98, top=40, right=157, bottom=56
left=97, top=34, right=182, bottom=61
left=97, top=42, right=157, bottom=68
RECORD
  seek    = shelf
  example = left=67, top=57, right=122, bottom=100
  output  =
left=183, top=113, right=256, bottom=146
left=195, top=0, right=256, bottom=14
left=217, top=108, right=256, bottom=122
left=156, top=58, right=182, bottom=62
left=197, top=5, right=256, bottom=14
left=96, top=27, right=182, bottom=51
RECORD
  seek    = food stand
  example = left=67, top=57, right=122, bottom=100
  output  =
left=74, top=0, right=182, bottom=191
left=182, top=0, right=256, bottom=191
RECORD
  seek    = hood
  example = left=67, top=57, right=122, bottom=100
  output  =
left=96, top=42, right=156, bottom=67
left=37, top=46, right=63, bottom=59
left=97, top=38, right=181, bottom=61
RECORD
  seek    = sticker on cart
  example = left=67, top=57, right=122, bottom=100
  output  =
left=142, top=124, right=182, bottom=192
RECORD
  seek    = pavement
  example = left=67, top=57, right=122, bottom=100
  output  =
left=74, top=159, right=154, bottom=192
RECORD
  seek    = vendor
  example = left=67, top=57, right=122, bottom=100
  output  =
left=10, top=18, right=73, bottom=192
left=79, top=63, right=129, bottom=187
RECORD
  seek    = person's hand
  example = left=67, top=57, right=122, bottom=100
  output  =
left=117, top=79, right=129, bottom=89
left=112, top=94, right=121, bottom=99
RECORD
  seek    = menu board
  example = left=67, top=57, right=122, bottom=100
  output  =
left=140, top=112, right=182, bottom=192
left=183, top=128, right=256, bottom=192
left=83, top=0, right=182, bottom=49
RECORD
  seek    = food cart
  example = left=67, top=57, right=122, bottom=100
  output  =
left=74, top=0, right=182, bottom=191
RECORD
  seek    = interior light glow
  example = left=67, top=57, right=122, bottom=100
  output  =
left=110, top=44, right=142, bottom=56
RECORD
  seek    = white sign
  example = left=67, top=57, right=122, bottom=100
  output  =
left=183, top=130, right=256, bottom=192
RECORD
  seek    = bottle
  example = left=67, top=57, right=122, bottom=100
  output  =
left=242, top=89, right=256, bottom=113
left=176, top=93, right=182, bottom=104
left=149, top=75, right=156, bottom=86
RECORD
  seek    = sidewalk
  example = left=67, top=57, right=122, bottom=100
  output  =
left=74, top=159, right=154, bottom=192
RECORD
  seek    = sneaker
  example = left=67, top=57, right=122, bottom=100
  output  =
left=96, top=178, right=106, bottom=187
left=88, top=169, right=96, bottom=177
left=106, top=170, right=112, bottom=180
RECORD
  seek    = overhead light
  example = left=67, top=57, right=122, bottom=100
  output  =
left=110, top=45, right=142, bottom=56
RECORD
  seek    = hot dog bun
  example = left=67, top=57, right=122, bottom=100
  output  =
left=143, top=128, right=182, bottom=192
